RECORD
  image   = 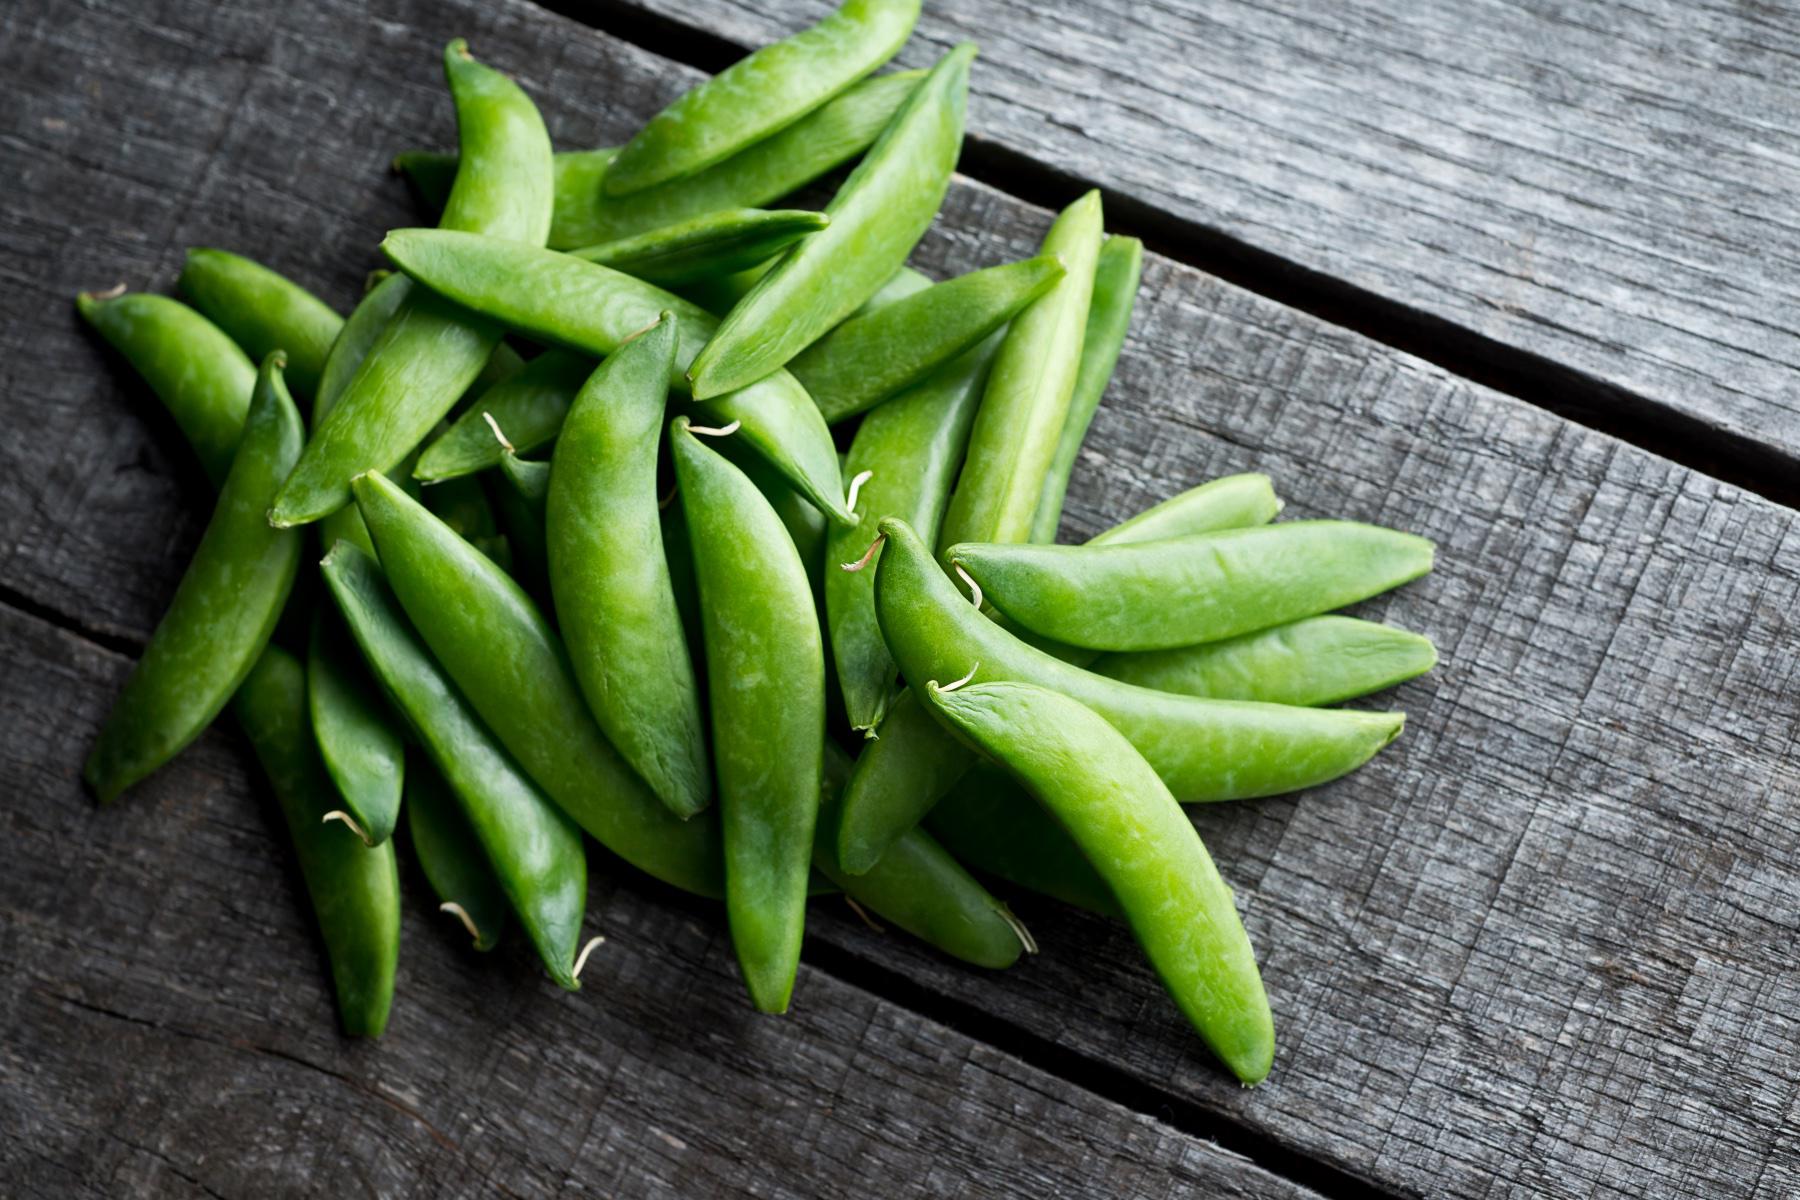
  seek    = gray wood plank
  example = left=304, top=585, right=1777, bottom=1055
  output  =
left=596, top=0, right=1800, bottom=465
left=0, top=602, right=1317, bottom=1200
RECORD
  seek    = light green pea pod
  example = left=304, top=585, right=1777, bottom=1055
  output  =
left=414, top=351, right=590, bottom=483
left=179, top=248, right=343, bottom=402
left=570, top=208, right=828, bottom=288
left=306, top=611, right=405, bottom=847
left=406, top=755, right=507, bottom=952
left=315, top=272, right=411, bottom=426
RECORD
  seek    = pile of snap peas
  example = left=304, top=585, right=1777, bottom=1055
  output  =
left=77, top=2, right=1436, bottom=1084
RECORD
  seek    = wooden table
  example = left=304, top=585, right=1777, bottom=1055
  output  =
left=4, top=1, right=1796, bottom=1196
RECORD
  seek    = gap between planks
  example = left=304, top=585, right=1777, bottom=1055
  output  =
left=533, top=0, right=1800, bottom=515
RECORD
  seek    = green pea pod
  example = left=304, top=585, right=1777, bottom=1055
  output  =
left=321, top=542, right=585, bottom=986
left=234, top=645, right=400, bottom=1036
left=414, top=351, right=590, bottom=483
left=84, top=354, right=303, bottom=803
left=178, top=249, right=343, bottom=402
left=405, top=754, right=507, bottom=952
left=316, top=272, right=411, bottom=425
left=500, top=451, right=550, bottom=509
left=671, top=418, right=824, bottom=1013
left=837, top=474, right=1281, bottom=870
left=689, top=43, right=974, bottom=400
left=76, top=290, right=255, bottom=486
left=926, top=770, right=1121, bottom=919
left=921, top=678, right=1274, bottom=1084
left=306, top=611, right=405, bottom=846
left=790, top=255, right=1065, bottom=425
left=493, top=450, right=552, bottom=605
left=380, top=228, right=849, bottom=523
left=570, top=208, right=829, bottom=289
left=606, top=0, right=920, bottom=196
left=939, top=190, right=1104, bottom=551
left=826, top=335, right=996, bottom=733
left=549, top=320, right=710, bottom=820
left=1031, top=236, right=1143, bottom=542
left=420, top=472, right=500, bottom=541
left=397, top=147, right=615, bottom=247
left=351, top=471, right=724, bottom=897
left=271, top=43, right=551, bottom=527
left=722, top=438, right=829, bottom=598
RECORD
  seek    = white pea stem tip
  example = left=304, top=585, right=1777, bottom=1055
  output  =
left=572, top=935, right=606, bottom=980
left=936, top=663, right=979, bottom=693
left=840, top=533, right=885, bottom=573
left=953, top=563, right=982, bottom=610
left=686, top=419, right=741, bottom=438
left=844, top=469, right=873, bottom=516
left=439, top=901, right=484, bottom=944
left=321, top=810, right=373, bottom=846
left=482, top=411, right=514, bottom=452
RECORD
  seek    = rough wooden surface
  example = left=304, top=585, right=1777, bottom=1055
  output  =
left=600, top=0, right=1800, bottom=468
left=4, top=0, right=1799, bottom=1197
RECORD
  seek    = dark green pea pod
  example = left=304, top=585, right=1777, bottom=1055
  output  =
left=500, top=451, right=550, bottom=509
left=689, top=43, right=973, bottom=400
left=234, top=645, right=400, bottom=1036
left=75, top=289, right=254, bottom=487
left=84, top=353, right=304, bottom=803
left=380, top=229, right=850, bottom=523
left=271, top=42, right=551, bottom=527
left=789, top=255, right=1065, bottom=425
left=926, top=768, right=1122, bottom=919
left=306, top=611, right=404, bottom=846
left=605, top=0, right=921, bottom=196
left=1031, top=235, right=1143, bottom=543
left=671, top=418, right=825, bottom=1013
left=940, top=190, right=1104, bottom=551
left=920, top=678, right=1274, bottom=1084
left=405, top=754, right=507, bottom=952
left=826, top=335, right=996, bottom=734
left=548, top=319, right=710, bottom=820
left=836, top=474, right=1281, bottom=869
left=320, top=541, right=587, bottom=987
left=414, top=351, right=590, bottom=482
left=420, top=472, right=500, bottom=543
left=350, top=471, right=724, bottom=897
left=179, top=249, right=343, bottom=402
left=570, top=208, right=829, bottom=289
left=660, top=501, right=705, bottom=674
left=493, top=447, right=552, bottom=605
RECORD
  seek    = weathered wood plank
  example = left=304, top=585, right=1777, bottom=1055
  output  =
left=0, top=601, right=1318, bottom=1200
left=601, top=0, right=1800, bottom=465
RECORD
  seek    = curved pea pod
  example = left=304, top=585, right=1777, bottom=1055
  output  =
left=381, top=228, right=849, bottom=523
left=321, top=542, right=586, bottom=987
left=234, top=645, right=400, bottom=1036
left=672, top=418, right=825, bottom=1013
left=570, top=208, right=828, bottom=289
left=83, top=354, right=303, bottom=803
left=939, top=190, right=1104, bottom=551
left=606, top=0, right=920, bottom=197
left=926, top=768, right=1121, bottom=919
left=406, top=755, right=507, bottom=952
left=1094, top=616, right=1439, bottom=706
left=688, top=43, right=974, bottom=399
left=790, top=255, right=1065, bottom=425
left=271, top=42, right=551, bottom=527
left=920, top=678, right=1274, bottom=1084
left=306, top=612, right=405, bottom=846
left=178, top=248, right=343, bottom=402
left=76, top=290, right=254, bottom=486
left=1031, top=235, right=1143, bottom=542
left=351, top=471, right=724, bottom=897
left=414, top=351, right=590, bottom=482
left=548, top=320, right=710, bottom=819
left=951, top=521, right=1435, bottom=653
left=826, top=336, right=995, bottom=733
left=399, top=147, right=617, bottom=247
left=836, top=475, right=1282, bottom=870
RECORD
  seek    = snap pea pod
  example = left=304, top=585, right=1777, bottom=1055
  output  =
left=234, top=645, right=400, bottom=1036
left=939, top=190, right=1104, bottom=551
left=381, top=228, right=849, bottom=523
left=320, top=542, right=586, bottom=986
left=271, top=42, right=551, bottom=527
left=415, top=351, right=590, bottom=483
left=351, top=472, right=724, bottom=896
left=815, top=742, right=1029, bottom=968
left=689, top=43, right=974, bottom=400
left=83, top=354, right=303, bottom=803
left=570, top=208, right=828, bottom=288
left=789, top=255, right=1066, bottom=425
left=926, top=771, right=1121, bottom=918
left=76, top=290, right=254, bottom=487
left=951, top=521, right=1435, bottom=653
left=178, top=248, right=343, bottom=402
left=397, top=72, right=924, bottom=249
left=826, top=335, right=996, bottom=733
left=405, top=754, right=507, bottom=952
left=315, top=272, right=410, bottom=425
left=722, top=438, right=828, bottom=598
left=493, top=448, right=552, bottom=606
left=306, top=611, right=405, bottom=846
left=500, top=451, right=550, bottom=510
left=920, top=678, right=1274, bottom=1084
left=1031, top=235, right=1143, bottom=543
left=837, top=474, right=1281, bottom=870
left=606, top=0, right=920, bottom=196
left=672, top=418, right=824, bottom=1013
left=549, top=320, right=710, bottom=820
